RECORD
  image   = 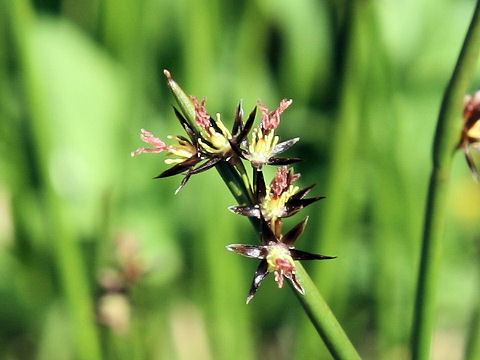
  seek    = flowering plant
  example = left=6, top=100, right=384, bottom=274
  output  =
left=129, top=70, right=363, bottom=359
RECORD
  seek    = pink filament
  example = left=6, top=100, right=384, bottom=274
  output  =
left=131, top=129, right=169, bottom=156
left=191, top=96, right=211, bottom=129
left=258, top=99, right=293, bottom=131
left=271, top=167, right=289, bottom=197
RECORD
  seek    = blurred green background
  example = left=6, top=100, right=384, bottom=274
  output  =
left=1, top=0, right=480, bottom=359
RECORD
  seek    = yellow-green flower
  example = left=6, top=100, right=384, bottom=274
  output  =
left=229, top=167, right=325, bottom=222
left=240, top=100, right=300, bottom=168
left=191, top=96, right=233, bottom=156
left=227, top=218, right=335, bottom=303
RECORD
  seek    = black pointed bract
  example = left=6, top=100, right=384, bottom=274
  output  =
left=284, top=273, right=304, bottom=294
left=188, top=157, right=222, bottom=175
left=228, top=205, right=261, bottom=218
left=232, top=102, right=244, bottom=136
left=226, top=244, right=268, bottom=259
left=465, top=147, right=480, bottom=180
left=236, top=107, right=257, bottom=144
left=208, top=115, right=224, bottom=134
left=173, top=107, right=197, bottom=142
left=260, top=216, right=277, bottom=244
left=255, top=169, right=267, bottom=201
left=282, top=217, right=309, bottom=246
left=266, top=157, right=302, bottom=166
left=273, top=137, right=300, bottom=155
left=291, top=184, right=315, bottom=200
left=289, top=249, right=337, bottom=261
left=154, top=156, right=201, bottom=179
left=284, top=197, right=326, bottom=217
left=246, top=260, right=269, bottom=304
left=174, top=174, right=191, bottom=195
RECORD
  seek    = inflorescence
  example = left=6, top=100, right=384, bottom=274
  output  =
left=132, top=70, right=335, bottom=303
left=461, top=90, right=480, bottom=180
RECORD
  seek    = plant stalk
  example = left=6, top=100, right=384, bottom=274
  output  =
left=293, top=264, right=362, bottom=360
left=412, top=1, right=480, bottom=359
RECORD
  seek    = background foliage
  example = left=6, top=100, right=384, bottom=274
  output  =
left=1, top=0, right=479, bottom=359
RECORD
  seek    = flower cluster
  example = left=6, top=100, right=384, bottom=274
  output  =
left=133, top=71, right=335, bottom=303
left=461, top=91, right=480, bottom=180
left=131, top=99, right=256, bottom=193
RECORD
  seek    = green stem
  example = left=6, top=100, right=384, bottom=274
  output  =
left=215, top=161, right=260, bottom=233
left=294, top=264, right=361, bottom=360
left=412, top=2, right=480, bottom=359
left=215, top=161, right=254, bottom=207
left=232, top=158, right=255, bottom=202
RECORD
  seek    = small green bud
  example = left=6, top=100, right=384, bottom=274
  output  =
left=163, top=70, right=197, bottom=130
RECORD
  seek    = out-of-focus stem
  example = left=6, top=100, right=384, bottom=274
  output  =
left=465, top=299, right=480, bottom=360
left=8, top=1, right=102, bottom=359
left=412, top=1, right=480, bottom=359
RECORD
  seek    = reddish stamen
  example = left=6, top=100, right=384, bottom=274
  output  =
left=191, top=96, right=211, bottom=129
left=131, top=129, right=169, bottom=156
left=464, top=91, right=480, bottom=128
left=271, top=167, right=289, bottom=197
left=258, top=99, right=293, bottom=131
left=275, top=258, right=295, bottom=273
left=288, top=170, right=301, bottom=186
